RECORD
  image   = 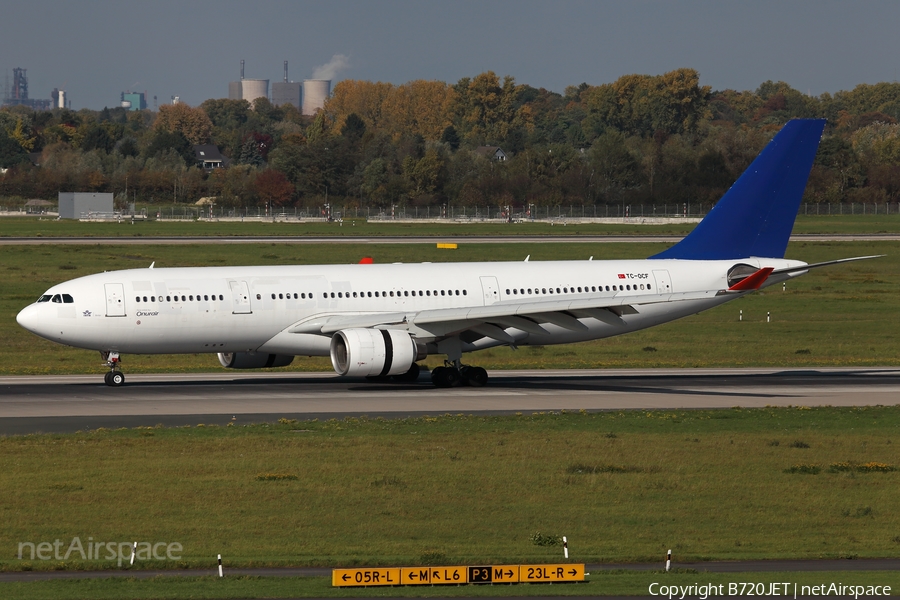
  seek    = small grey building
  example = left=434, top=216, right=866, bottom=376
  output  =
left=475, top=146, right=508, bottom=161
left=58, top=193, right=114, bottom=219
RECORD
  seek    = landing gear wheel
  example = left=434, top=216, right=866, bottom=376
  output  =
left=460, top=367, right=487, bottom=387
left=106, top=371, right=125, bottom=387
left=431, top=366, right=461, bottom=388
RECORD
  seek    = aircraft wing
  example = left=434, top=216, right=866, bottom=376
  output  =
left=286, top=288, right=723, bottom=344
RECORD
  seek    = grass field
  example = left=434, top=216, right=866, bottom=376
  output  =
left=0, top=239, right=896, bottom=375
left=3, top=570, right=899, bottom=599
left=1, top=213, right=900, bottom=238
left=3, top=219, right=899, bottom=599
left=3, top=408, right=900, bottom=574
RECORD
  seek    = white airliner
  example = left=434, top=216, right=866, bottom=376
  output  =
left=17, top=119, right=876, bottom=387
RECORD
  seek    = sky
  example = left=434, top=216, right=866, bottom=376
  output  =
left=2, top=0, right=898, bottom=110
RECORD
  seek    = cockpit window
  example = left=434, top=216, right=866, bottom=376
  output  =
left=37, top=295, right=52, bottom=303
left=62, top=294, right=74, bottom=304
left=51, top=295, right=62, bottom=303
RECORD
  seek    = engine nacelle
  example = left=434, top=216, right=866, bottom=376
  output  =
left=218, top=352, right=294, bottom=369
left=330, top=328, right=422, bottom=377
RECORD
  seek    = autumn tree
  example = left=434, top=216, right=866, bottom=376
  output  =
left=0, top=128, right=29, bottom=168
left=582, top=68, right=710, bottom=137
left=450, top=72, right=532, bottom=145
left=326, top=80, right=394, bottom=131
left=154, top=103, right=213, bottom=145
left=255, top=169, right=294, bottom=208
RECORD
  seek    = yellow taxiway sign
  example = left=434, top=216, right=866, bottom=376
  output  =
left=334, top=563, right=585, bottom=587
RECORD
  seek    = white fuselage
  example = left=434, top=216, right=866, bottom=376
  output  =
left=16, top=257, right=804, bottom=360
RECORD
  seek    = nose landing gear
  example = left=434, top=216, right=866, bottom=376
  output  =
left=100, top=351, right=125, bottom=387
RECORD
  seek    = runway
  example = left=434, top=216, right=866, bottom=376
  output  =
left=2, top=367, right=899, bottom=435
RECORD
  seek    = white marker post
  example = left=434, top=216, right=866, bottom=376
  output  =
left=218, top=554, right=223, bottom=578
left=665, top=549, right=671, bottom=572
left=563, top=536, right=568, bottom=559
left=767, top=311, right=771, bottom=323
left=739, top=309, right=743, bottom=321
left=130, top=542, right=137, bottom=566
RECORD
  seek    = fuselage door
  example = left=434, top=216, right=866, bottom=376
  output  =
left=104, top=283, right=126, bottom=317
left=480, top=276, right=500, bottom=305
left=652, top=269, right=672, bottom=294
left=229, top=280, right=252, bottom=314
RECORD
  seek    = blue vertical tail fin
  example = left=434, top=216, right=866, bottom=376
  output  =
left=651, top=119, right=826, bottom=260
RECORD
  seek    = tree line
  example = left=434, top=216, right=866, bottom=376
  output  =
left=2, top=68, right=900, bottom=211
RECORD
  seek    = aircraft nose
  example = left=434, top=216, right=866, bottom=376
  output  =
left=16, top=303, right=42, bottom=335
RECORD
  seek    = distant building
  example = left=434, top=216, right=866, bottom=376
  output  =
left=58, top=193, right=113, bottom=219
left=228, top=81, right=242, bottom=101
left=475, top=146, right=508, bottom=161
left=272, top=81, right=301, bottom=108
left=193, top=145, right=226, bottom=170
left=2, top=68, right=52, bottom=110
left=121, top=92, right=147, bottom=111
left=24, top=199, right=55, bottom=214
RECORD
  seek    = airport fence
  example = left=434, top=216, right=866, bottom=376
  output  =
left=3, top=202, right=900, bottom=222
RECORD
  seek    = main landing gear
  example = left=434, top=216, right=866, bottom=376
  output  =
left=100, top=351, right=125, bottom=387
left=431, top=361, right=488, bottom=388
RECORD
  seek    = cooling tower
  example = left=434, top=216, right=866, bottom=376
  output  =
left=241, top=79, right=269, bottom=104
left=302, top=79, right=330, bottom=115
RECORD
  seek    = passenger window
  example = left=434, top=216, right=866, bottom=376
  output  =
left=189, top=295, right=194, bottom=301
left=143, top=296, right=148, bottom=302
left=647, top=283, right=652, bottom=290
left=220, top=295, right=224, bottom=301
left=135, top=296, right=141, bottom=302
left=151, top=296, right=156, bottom=302
left=463, top=290, right=467, bottom=295
left=256, top=294, right=261, bottom=300
left=441, top=290, right=445, bottom=296
left=272, top=294, right=276, bottom=299
left=166, top=296, right=171, bottom=302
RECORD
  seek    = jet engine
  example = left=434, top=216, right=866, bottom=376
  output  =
left=218, top=352, right=294, bottom=369
left=330, top=328, right=423, bottom=377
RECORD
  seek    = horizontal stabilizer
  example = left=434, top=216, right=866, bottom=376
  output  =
left=772, top=255, right=884, bottom=276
